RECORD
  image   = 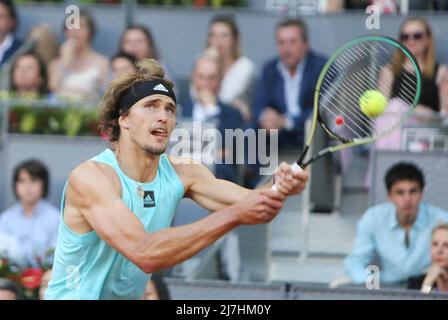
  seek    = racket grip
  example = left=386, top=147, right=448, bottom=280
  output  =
left=271, top=162, right=303, bottom=191
left=290, top=162, right=303, bottom=173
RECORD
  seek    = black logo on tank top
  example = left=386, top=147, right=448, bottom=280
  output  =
left=143, top=191, right=156, bottom=208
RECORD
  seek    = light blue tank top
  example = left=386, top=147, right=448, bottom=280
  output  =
left=45, top=149, right=184, bottom=300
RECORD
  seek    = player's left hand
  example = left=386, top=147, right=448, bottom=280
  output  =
left=273, top=162, right=309, bottom=196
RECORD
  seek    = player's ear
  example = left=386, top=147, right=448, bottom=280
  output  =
left=118, top=114, right=130, bottom=129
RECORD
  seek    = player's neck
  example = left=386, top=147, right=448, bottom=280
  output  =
left=115, top=141, right=159, bottom=183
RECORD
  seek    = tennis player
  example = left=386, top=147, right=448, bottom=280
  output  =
left=45, top=59, right=308, bottom=300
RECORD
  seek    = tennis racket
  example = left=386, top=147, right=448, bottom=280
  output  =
left=272, top=35, right=421, bottom=190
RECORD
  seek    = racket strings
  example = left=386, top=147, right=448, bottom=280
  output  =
left=318, top=39, right=419, bottom=141
left=322, top=57, right=381, bottom=137
left=320, top=76, right=378, bottom=138
left=322, top=69, right=374, bottom=130
left=352, top=42, right=419, bottom=105
left=397, top=71, right=418, bottom=101
left=339, top=52, right=392, bottom=97
left=328, top=50, right=386, bottom=131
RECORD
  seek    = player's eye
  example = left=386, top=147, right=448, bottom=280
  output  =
left=166, top=106, right=175, bottom=114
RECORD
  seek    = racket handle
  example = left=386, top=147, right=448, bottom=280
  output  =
left=271, top=162, right=303, bottom=191
left=290, top=162, right=303, bottom=173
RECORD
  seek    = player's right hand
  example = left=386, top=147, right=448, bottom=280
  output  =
left=234, top=189, right=286, bottom=225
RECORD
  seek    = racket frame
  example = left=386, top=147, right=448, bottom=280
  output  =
left=297, top=35, right=422, bottom=168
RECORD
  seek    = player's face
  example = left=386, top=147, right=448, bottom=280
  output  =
left=15, top=170, right=44, bottom=206
left=121, top=94, right=176, bottom=155
left=431, top=229, right=448, bottom=269
left=277, top=25, right=308, bottom=71
left=208, top=22, right=235, bottom=58
left=388, top=180, right=423, bottom=226
left=399, top=20, right=429, bottom=58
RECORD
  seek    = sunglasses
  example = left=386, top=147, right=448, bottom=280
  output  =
left=399, top=32, right=426, bottom=42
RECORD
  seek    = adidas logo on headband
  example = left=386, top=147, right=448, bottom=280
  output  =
left=153, top=84, right=169, bottom=93
left=118, top=80, right=177, bottom=113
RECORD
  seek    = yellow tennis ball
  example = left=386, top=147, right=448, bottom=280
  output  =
left=359, top=90, right=387, bottom=117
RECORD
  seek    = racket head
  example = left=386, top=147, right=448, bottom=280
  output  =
left=312, top=35, right=421, bottom=151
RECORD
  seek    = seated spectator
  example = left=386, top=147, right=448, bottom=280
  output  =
left=345, top=162, right=448, bottom=285
left=408, top=224, right=448, bottom=293
left=181, top=49, right=244, bottom=183
left=254, top=18, right=326, bottom=149
left=364, top=17, right=448, bottom=188
left=0, top=278, right=22, bottom=300
left=0, top=160, right=59, bottom=267
left=379, top=17, right=448, bottom=117
left=140, top=273, right=170, bottom=300
left=0, top=0, right=22, bottom=66
left=119, top=25, right=158, bottom=62
left=441, top=74, right=448, bottom=117
left=180, top=50, right=244, bottom=281
left=0, top=231, right=25, bottom=265
left=110, top=52, right=137, bottom=81
left=141, top=279, right=159, bottom=300
left=10, top=52, right=49, bottom=99
left=118, top=25, right=174, bottom=82
left=206, top=14, right=255, bottom=123
left=39, top=269, right=52, bottom=300
left=26, top=23, right=60, bottom=68
left=48, top=10, right=109, bottom=101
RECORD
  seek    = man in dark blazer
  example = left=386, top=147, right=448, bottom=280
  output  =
left=179, top=49, right=245, bottom=184
left=0, top=0, right=22, bottom=66
left=179, top=50, right=246, bottom=282
left=254, top=18, right=327, bottom=148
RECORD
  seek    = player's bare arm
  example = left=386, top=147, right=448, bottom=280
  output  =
left=171, top=157, right=308, bottom=212
left=64, top=161, right=286, bottom=273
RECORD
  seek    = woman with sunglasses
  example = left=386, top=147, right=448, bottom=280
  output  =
left=379, top=17, right=448, bottom=116
left=364, top=17, right=448, bottom=190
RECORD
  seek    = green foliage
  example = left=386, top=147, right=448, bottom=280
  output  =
left=0, top=251, right=54, bottom=300
left=8, top=105, right=101, bottom=137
